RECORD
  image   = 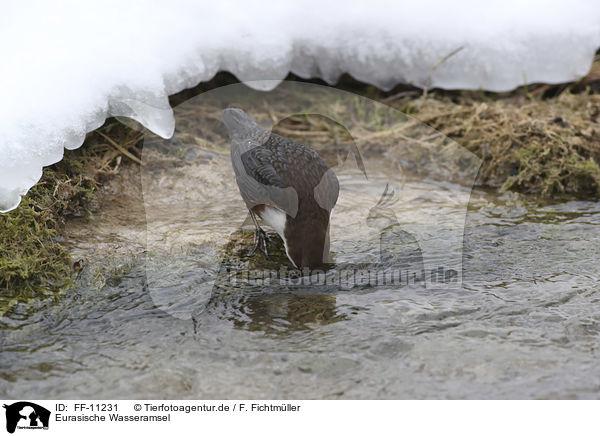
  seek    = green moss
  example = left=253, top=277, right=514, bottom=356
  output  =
left=0, top=119, right=143, bottom=310
left=219, top=228, right=294, bottom=271
left=0, top=204, right=70, bottom=301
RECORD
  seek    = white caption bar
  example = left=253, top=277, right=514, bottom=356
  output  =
left=0, top=400, right=596, bottom=435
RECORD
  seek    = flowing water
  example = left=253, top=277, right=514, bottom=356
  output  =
left=1, top=83, right=599, bottom=399
left=1, top=176, right=599, bottom=399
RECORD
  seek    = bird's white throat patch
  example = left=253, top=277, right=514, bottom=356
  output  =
left=258, top=206, right=298, bottom=268
left=259, top=206, right=287, bottom=239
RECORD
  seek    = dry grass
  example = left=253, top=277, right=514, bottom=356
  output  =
left=402, top=91, right=600, bottom=198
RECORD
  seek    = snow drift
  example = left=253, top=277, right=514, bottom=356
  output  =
left=1, top=0, right=599, bottom=212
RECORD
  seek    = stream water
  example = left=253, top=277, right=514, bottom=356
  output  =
left=2, top=184, right=599, bottom=399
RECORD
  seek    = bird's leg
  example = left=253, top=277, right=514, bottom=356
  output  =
left=249, top=210, right=269, bottom=256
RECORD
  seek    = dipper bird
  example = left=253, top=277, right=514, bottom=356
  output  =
left=222, top=108, right=339, bottom=268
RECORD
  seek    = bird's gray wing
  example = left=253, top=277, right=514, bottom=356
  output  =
left=233, top=144, right=298, bottom=217
left=224, top=108, right=298, bottom=217
left=241, top=146, right=286, bottom=189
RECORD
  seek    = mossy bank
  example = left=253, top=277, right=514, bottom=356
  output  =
left=0, top=121, right=143, bottom=309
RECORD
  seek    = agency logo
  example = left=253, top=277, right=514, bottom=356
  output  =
left=3, top=402, right=50, bottom=434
